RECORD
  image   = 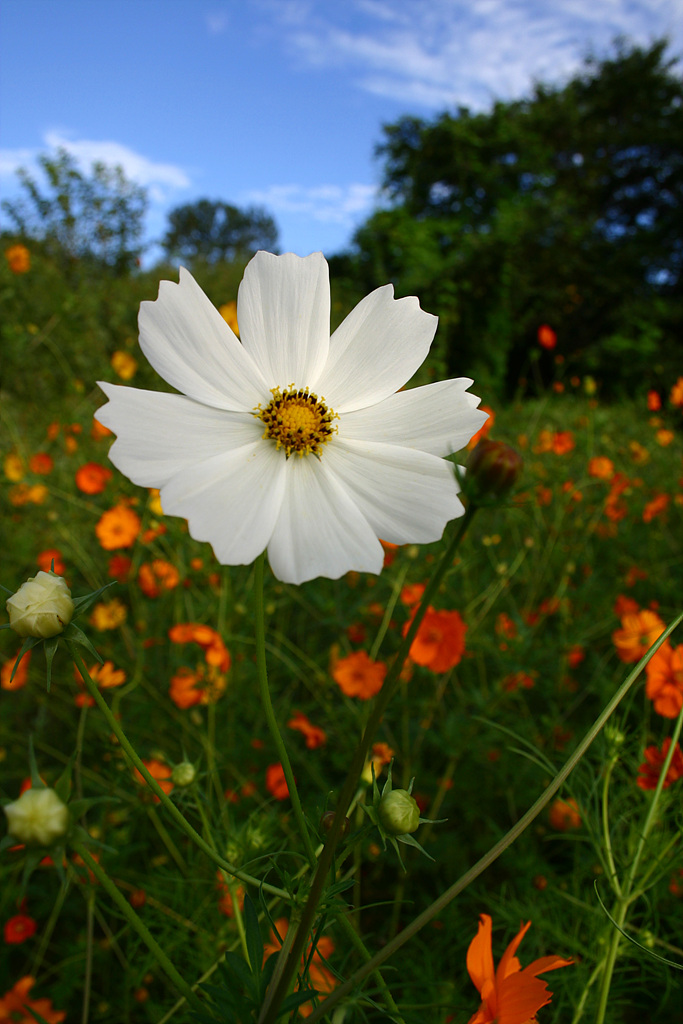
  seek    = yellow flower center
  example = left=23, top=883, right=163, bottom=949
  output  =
left=255, top=386, right=337, bottom=458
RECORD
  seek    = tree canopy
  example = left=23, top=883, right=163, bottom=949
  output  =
left=161, top=199, right=278, bottom=264
left=334, top=39, right=682, bottom=396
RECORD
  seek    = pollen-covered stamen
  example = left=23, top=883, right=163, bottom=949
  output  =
left=254, top=385, right=337, bottom=458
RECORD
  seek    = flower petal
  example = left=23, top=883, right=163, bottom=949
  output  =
left=313, top=284, right=437, bottom=412
left=323, top=439, right=463, bottom=544
left=267, top=458, right=383, bottom=584
left=138, top=268, right=268, bottom=410
left=237, top=251, right=330, bottom=387
left=160, top=444, right=287, bottom=566
left=467, top=914, right=496, bottom=997
left=339, top=379, right=488, bottom=455
left=96, top=383, right=262, bottom=487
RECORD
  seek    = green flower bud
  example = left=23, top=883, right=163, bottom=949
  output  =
left=171, top=761, right=196, bottom=787
left=378, top=789, right=420, bottom=835
left=6, top=571, right=75, bottom=639
left=4, top=787, right=69, bottom=846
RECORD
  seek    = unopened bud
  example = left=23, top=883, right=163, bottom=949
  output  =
left=320, top=811, right=350, bottom=837
left=4, top=787, right=69, bottom=846
left=379, top=789, right=420, bottom=835
left=171, top=762, right=196, bottom=787
left=466, top=440, right=523, bottom=499
left=6, top=572, right=75, bottom=639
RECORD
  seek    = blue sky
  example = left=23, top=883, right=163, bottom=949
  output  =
left=1, top=0, right=681, bottom=262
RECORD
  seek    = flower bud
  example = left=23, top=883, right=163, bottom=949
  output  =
left=6, top=572, right=75, bottom=639
left=320, top=810, right=351, bottom=838
left=171, top=761, right=196, bottom=787
left=4, top=787, right=69, bottom=846
left=466, top=440, right=523, bottom=499
left=378, top=789, right=420, bottom=835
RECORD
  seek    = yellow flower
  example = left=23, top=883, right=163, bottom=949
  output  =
left=90, top=598, right=127, bottom=630
left=3, top=453, right=25, bottom=482
left=657, top=429, right=675, bottom=447
left=148, top=489, right=164, bottom=515
left=219, top=301, right=239, bottom=336
left=111, top=350, right=138, bottom=380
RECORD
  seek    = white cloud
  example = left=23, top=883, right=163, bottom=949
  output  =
left=268, top=0, right=683, bottom=110
left=242, top=182, right=377, bottom=225
left=205, top=10, right=230, bottom=34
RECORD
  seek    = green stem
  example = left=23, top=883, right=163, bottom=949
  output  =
left=67, top=644, right=289, bottom=901
left=259, top=507, right=477, bottom=1024
left=600, top=758, right=621, bottom=897
left=70, top=842, right=205, bottom=1014
left=304, top=612, right=683, bottom=1023
left=253, top=551, right=318, bottom=869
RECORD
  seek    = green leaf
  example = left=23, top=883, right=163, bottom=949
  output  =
left=244, top=894, right=264, bottom=983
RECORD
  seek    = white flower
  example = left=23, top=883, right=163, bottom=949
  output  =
left=4, top=787, right=69, bottom=846
left=6, top=571, right=75, bottom=638
left=96, top=252, right=487, bottom=585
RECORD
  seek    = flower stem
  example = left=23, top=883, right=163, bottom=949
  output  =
left=70, top=842, right=205, bottom=1014
left=253, top=551, right=318, bottom=869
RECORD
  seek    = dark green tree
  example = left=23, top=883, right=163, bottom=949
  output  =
left=162, top=199, right=278, bottom=264
left=1, top=148, right=147, bottom=275
left=339, top=39, right=683, bottom=396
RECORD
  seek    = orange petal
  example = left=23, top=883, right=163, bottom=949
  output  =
left=467, top=914, right=496, bottom=996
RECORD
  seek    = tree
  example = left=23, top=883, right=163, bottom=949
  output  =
left=162, top=200, right=278, bottom=264
left=1, top=148, right=147, bottom=275
left=340, top=39, right=683, bottom=396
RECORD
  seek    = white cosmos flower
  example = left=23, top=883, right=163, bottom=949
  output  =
left=96, top=251, right=487, bottom=585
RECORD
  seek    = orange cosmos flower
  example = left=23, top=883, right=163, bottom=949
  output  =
left=134, top=759, right=174, bottom=802
left=647, top=390, right=662, bottom=411
left=670, top=376, right=683, bottom=408
left=552, top=431, right=575, bottom=455
left=9, top=483, right=48, bottom=506
left=567, top=645, right=585, bottom=668
left=548, top=797, right=582, bottom=831
left=169, top=665, right=226, bottom=708
left=587, top=456, right=614, bottom=481
left=467, top=406, right=494, bottom=449
left=502, top=671, right=536, bottom=693
left=405, top=607, right=467, bottom=673
left=465, top=914, right=572, bottom=1024
left=657, top=429, right=675, bottom=446
left=28, top=453, right=53, bottom=475
left=637, top=738, right=683, bottom=790
left=1, top=650, right=31, bottom=691
left=287, top=711, right=327, bottom=749
left=91, top=417, right=113, bottom=439
left=4, top=452, right=25, bottom=481
left=332, top=650, right=386, bottom=699
left=612, top=609, right=666, bottom=663
left=400, top=582, right=426, bottom=606
left=89, top=598, right=127, bottom=630
left=643, top=493, right=670, bottom=523
left=95, top=504, right=141, bottom=550
left=264, top=918, right=336, bottom=1017
left=266, top=763, right=289, bottom=800
left=138, top=559, right=180, bottom=597
left=75, top=461, right=113, bottom=494
left=0, top=976, right=65, bottom=1023
left=36, top=549, right=65, bottom=575
left=537, top=324, right=557, bottom=350
left=74, top=660, right=126, bottom=706
left=169, top=622, right=231, bottom=672
left=645, top=643, right=683, bottom=718
left=4, top=913, right=37, bottom=944
left=107, top=554, right=133, bottom=582
left=5, top=244, right=31, bottom=274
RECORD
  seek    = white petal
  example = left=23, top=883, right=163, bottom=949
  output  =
left=96, top=383, right=262, bottom=487
left=323, top=440, right=464, bottom=545
left=138, top=268, right=268, bottom=410
left=160, top=443, right=287, bottom=566
left=237, top=252, right=330, bottom=387
left=339, top=379, right=489, bottom=456
left=313, top=284, right=438, bottom=412
left=267, top=458, right=383, bottom=585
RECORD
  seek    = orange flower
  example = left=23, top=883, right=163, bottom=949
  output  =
left=169, top=665, right=226, bottom=708
left=548, top=797, right=582, bottom=831
left=467, top=406, right=494, bottom=449
left=264, top=918, right=336, bottom=1017
left=36, top=549, right=65, bottom=575
left=614, top=594, right=639, bottom=617
left=89, top=598, right=127, bottom=630
left=670, top=376, right=683, bottom=409
left=400, top=582, right=426, bottom=606
left=9, top=483, right=48, bottom=506
left=332, top=650, right=386, bottom=699
left=587, top=456, right=614, bottom=481
left=567, top=645, right=585, bottom=669
left=4, top=913, right=37, bottom=944
left=495, top=613, right=517, bottom=641
left=169, top=622, right=231, bottom=672
left=502, top=671, right=536, bottom=693
left=266, top=763, right=289, bottom=800
left=642, top=492, right=669, bottom=523
left=138, top=559, right=180, bottom=597
left=1, top=650, right=31, bottom=691
left=91, top=417, right=113, bottom=440
left=107, top=554, right=133, bottom=582
left=111, top=350, right=138, bottom=380
left=537, top=324, right=557, bottom=350
left=5, top=244, right=31, bottom=274
left=612, top=609, right=666, bottom=663
left=465, top=914, right=572, bottom=1024
left=657, top=429, right=675, bottom=446
left=4, top=452, right=25, bottom=481
left=0, top=976, right=65, bottom=1023
left=647, top=390, right=662, bottom=411
left=552, top=431, right=574, bottom=455
left=405, top=607, right=467, bottom=673
left=28, top=453, right=53, bottom=475
left=637, top=738, right=683, bottom=790
left=75, top=461, right=113, bottom=494
left=645, top=643, right=683, bottom=718
left=95, top=504, right=141, bottom=550
left=134, top=759, right=174, bottom=802
left=287, top=711, right=327, bottom=749
left=74, top=660, right=126, bottom=706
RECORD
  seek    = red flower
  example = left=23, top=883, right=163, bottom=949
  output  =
left=36, top=549, right=65, bottom=575
left=637, top=738, right=683, bottom=790
left=287, top=711, right=327, bottom=749
left=4, top=913, right=37, bottom=944
left=75, top=462, right=113, bottom=494
left=465, top=914, right=572, bottom=1024
left=537, top=325, right=557, bottom=350
left=0, top=976, right=65, bottom=1023
left=266, top=763, right=289, bottom=800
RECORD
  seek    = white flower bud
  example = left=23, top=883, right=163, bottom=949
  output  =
left=6, top=571, right=75, bottom=639
left=4, top=787, right=69, bottom=846
left=378, top=789, right=421, bottom=835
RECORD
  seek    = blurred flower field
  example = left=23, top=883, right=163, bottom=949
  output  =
left=1, top=241, right=683, bottom=1023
